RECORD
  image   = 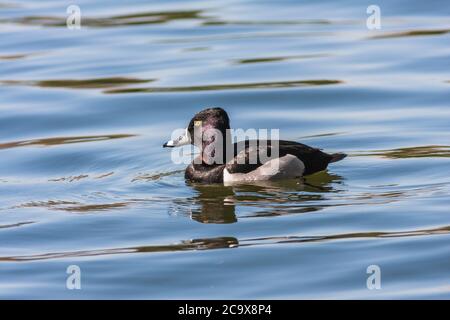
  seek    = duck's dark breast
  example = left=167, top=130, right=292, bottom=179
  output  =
left=185, top=162, right=226, bottom=183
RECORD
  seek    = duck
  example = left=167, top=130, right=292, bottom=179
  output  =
left=163, top=107, right=346, bottom=184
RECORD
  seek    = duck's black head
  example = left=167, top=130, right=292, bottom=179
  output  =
left=163, top=107, right=230, bottom=148
left=188, top=107, right=230, bottom=143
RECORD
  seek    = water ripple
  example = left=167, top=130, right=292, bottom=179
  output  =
left=0, top=134, right=136, bottom=150
left=1, top=77, right=153, bottom=90
left=1, top=10, right=208, bottom=28
left=355, top=145, right=450, bottom=159
left=104, top=79, right=343, bottom=94
left=369, top=29, right=450, bottom=40
left=233, top=53, right=330, bottom=64
left=15, top=200, right=130, bottom=213
left=1, top=225, right=449, bottom=262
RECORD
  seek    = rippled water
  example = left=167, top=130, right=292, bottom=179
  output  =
left=1, top=0, right=449, bottom=299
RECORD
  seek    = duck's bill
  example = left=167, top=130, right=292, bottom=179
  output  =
left=163, top=129, right=191, bottom=148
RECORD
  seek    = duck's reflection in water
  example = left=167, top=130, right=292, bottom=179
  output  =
left=174, top=171, right=343, bottom=224
left=185, top=184, right=237, bottom=224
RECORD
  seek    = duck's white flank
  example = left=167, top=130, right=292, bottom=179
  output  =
left=223, top=154, right=305, bottom=184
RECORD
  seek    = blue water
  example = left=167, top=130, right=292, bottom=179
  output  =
left=0, top=0, right=449, bottom=299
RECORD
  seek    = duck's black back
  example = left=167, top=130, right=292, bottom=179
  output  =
left=226, top=140, right=333, bottom=176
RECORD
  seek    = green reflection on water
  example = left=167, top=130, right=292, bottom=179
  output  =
left=105, top=79, right=343, bottom=94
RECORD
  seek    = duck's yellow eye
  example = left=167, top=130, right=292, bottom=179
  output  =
left=194, top=120, right=202, bottom=127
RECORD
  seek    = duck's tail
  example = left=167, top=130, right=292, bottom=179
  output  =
left=330, top=153, right=347, bottom=163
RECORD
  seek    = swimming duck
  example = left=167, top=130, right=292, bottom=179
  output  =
left=163, top=107, right=346, bottom=183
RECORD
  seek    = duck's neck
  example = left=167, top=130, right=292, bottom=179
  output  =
left=200, top=128, right=231, bottom=166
